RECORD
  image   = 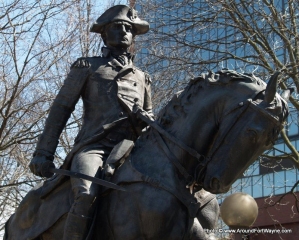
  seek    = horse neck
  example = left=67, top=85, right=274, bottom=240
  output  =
left=137, top=80, right=252, bottom=182
left=131, top=129, right=183, bottom=186
left=154, top=102, right=219, bottom=178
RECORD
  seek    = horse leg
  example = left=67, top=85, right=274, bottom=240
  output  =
left=189, top=218, right=207, bottom=240
left=196, top=197, right=219, bottom=240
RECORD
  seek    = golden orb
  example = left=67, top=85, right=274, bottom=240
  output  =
left=220, top=192, right=258, bottom=228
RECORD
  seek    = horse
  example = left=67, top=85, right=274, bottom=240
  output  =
left=4, top=70, right=288, bottom=240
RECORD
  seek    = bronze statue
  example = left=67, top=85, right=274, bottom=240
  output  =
left=3, top=3, right=290, bottom=240
left=5, top=68, right=288, bottom=239
left=28, top=5, right=153, bottom=240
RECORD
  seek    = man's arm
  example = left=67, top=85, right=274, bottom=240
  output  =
left=29, top=58, right=90, bottom=177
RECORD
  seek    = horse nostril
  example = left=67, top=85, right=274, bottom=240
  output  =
left=211, top=177, right=221, bottom=191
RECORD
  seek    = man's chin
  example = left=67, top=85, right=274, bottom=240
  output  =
left=107, top=41, right=131, bottom=50
left=118, top=41, right=131, bottom=48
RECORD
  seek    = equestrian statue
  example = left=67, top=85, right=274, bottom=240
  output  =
left=4, top=4, right=288, bottom=240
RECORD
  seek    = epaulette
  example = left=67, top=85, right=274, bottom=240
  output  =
left=71, top=57, right=91, bottom=69
left=145, top=72, right=152, bottom=84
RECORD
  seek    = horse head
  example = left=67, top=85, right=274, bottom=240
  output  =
left=157, top=70, right=288, bottom=194
left=200, top=70, right=288, bottom=193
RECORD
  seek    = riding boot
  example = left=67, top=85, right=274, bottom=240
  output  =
left=63, top=212, right=92, bottom=240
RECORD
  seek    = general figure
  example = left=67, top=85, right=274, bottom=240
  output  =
left=29, top=5, right=153, bottom=240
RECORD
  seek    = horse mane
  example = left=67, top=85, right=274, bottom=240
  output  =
left=157, top=69, right=288, bottom=127
left=194, top=69, right=265, bottom=86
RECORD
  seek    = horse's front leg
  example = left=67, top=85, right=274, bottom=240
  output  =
left=195, top=196, right=219, bottom=240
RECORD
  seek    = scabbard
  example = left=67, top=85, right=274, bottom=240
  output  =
left=48, top=168, right=126, bottom=191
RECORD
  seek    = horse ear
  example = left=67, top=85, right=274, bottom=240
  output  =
left=265, top=72, right=280, bottom=103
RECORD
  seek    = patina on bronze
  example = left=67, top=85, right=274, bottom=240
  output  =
left=5, top=67, right=288, bottom=239
left=45, top=167, right=127, bottom=192
left=28, top=5, right=153, bottom=240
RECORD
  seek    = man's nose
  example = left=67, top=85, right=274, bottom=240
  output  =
left=120, top=25, right=127, bottom=34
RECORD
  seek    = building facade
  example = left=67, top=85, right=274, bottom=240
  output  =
left=131, top=0, right=299, bottom=239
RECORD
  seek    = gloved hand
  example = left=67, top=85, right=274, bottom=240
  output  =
left=29, top=155, right=55, bottom=178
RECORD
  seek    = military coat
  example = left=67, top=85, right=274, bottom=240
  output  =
left=35, top=51, right=153, bottom=158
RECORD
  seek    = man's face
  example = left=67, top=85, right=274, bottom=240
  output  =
left=104, top=21, right=135, bottom=49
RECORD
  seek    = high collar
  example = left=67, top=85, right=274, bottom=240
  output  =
left=101, top=47, right=135, bottom=61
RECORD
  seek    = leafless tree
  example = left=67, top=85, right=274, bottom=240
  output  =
left=0, top=0, right=125, bottom=235
left=137, top=0, right=299, bottom=173
left=135, top=0, right=299, bottom=237
left=4, top=0, right=297, bottom=236
left=137, top=1, right=296, bottom=100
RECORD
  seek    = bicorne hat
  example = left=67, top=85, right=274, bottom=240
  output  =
left=90, top=5, right=149, bottom=35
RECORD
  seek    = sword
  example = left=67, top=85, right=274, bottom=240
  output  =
left=41, top=162, right=126, bottom=192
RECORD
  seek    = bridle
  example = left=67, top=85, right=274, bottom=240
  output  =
left=135, top=100, right=249, bottom=187
left=195, top=97, right=282, bottom=185
left=135, top=94, right=282, bottom=188
left=135, top=108, right=202, bottom=186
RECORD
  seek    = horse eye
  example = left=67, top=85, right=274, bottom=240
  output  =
left=247, top=129, right=258, bottom=142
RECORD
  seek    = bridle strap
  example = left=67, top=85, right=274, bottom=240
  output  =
left=134, top=98, right=255, bottom=185
left=152, top=130, right=194, bottom=185
left=135, top=108, right=203, bottom=186
left=198, top=99, right=252, bottom=171
left=135, top=109, right=203, bottom=161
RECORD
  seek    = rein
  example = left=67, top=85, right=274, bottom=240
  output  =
left=134, top=91, right=278, bottom=188
left=195, top=94, right=282, bottom=183
left=195, top=100, right=252, bottom=183
left=135, top=108, right=204, bottom=187
left=135, top=97, right=252, bottom=187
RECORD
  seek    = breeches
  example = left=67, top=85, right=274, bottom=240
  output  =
left=69, top=144, right=111, bottom=217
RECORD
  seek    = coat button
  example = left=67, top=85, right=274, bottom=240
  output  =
left=133, top=82, right=137, bottom=86
left=119, top=112, right=124, bottom=117
left=134, top=98, right=138, bottom=102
